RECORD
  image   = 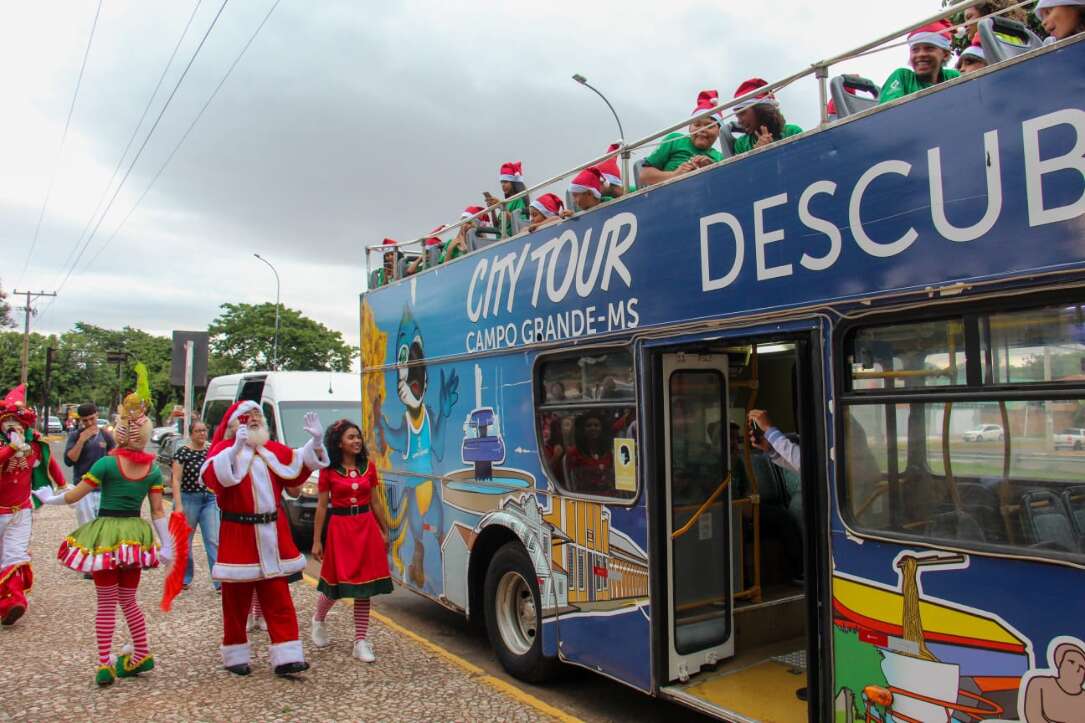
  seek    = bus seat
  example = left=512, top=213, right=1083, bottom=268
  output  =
left=1062, top=485, right=1085, bottom=536
left=1020, top=489, right=1080, bottom=552
left=720, top=123, right=738, bottom=159
left=633, top=159, right=646, bottom=189
left=368, top=268, right=382, bottom=289
left=978, top=16, right=1042, bottom=65
left=829, top=75, right=881, bottom=119
left=957, top=482, right=1006, bottom=543
left=396, top=256, right=411, bottom=280
left=566, top=190, right=577, bottom=214
left=508, top=209, right=526, bottom=236
left=425, top=245, right=442, bottom=269
left=468, top=227, right=501, bottom=252
left=925, top=509, right=986, bottom=543
left=750, top=452, right=787, bottom=508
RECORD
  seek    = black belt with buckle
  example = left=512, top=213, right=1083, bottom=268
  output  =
left=99, top=508, right=140, bottom=518
left=222, top=511, right=278, bottom=524
left=329, top=504, right=369, bottom=516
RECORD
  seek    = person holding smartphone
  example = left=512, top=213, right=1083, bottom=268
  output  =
left=64, top=403, right=115, bottom=527
left=748, top=409, right=800, bottom=473
left=484, top=161, right=530, bottom=237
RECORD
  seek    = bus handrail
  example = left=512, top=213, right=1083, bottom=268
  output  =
left=366, top=0, right=997, bottom=280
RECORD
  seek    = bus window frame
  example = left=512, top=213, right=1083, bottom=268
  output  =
left=834, top=292, right=1085, bottom=570
left=532, top=343, right=641, bottom=507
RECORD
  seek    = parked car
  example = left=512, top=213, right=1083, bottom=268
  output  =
left=46, top=416, right=63, bottom=434
left=151, top=425, right=179, bottom=446
left=1054, top=427, right=1085, bottom=450
left=962, top=424, right=1004, bottom=442
left=96, top=418, right=114, bottom=435
left=155, top=433, right=185, bottom=498
left=201, top=370, right=362, bottom=548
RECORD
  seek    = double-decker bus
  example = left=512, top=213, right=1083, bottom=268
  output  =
left=359, top=7, right=1085, bottom=721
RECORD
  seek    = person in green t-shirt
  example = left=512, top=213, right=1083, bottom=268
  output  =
left=483, top=161, right=531, bottom=237
left=731, top=77, right=804, bottom=155
left=640, top=90, right=724, bottom=187
left=565, top=167, right=610, bottom=214
left=440, top=206, right=491, bottom=262
left=879, top=20, right=961, bottom=105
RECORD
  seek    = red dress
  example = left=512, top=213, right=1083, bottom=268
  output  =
left=316, top=461, right=393, bottom=599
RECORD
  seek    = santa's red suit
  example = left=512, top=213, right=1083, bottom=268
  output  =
left=202, top=401, right=327, bottom=672
left=0, top=388, right=67, bottom=625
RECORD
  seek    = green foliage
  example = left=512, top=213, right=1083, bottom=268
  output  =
left=209, top=302, right=356, bottom=373
left=0, top=282, right=15, bottom=329
left=942, top=0, right=1044, bottom=51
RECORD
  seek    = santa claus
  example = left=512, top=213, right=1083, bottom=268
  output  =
left=0, top=385, right=67, bottom=625
left=202, top=400, right=328, bottom=676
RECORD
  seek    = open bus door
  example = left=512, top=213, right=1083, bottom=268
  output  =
left=660, top=352, right=734, bottom=681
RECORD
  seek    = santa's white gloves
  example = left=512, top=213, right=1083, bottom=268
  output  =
left=34, top=487, right=69, bottom=505
left=303, top=412, right=324, bottom=446
left=231, top=425, right=249, bottom=454
left=153, top=516, right=173, bottom=565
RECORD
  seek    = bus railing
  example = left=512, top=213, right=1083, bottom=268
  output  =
left=365, top=0, right=1012, bottom=286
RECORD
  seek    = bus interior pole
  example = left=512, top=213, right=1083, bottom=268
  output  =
left=184, top=340, right=194, bottom=438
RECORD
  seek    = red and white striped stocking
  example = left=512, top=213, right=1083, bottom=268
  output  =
left=313, top=592, right=336, bottom=623
left=117, top=586, right=149, bottom=661
left=251, top=591, right=263, bottom=620
left=354, top=599, right=371, bottom=641
left=94, top=583, right=119, bottom=666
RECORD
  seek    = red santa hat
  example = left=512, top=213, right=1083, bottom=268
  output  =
left=461, top=206, right=492, bottom=225
left=908, top=20, right=953, bottom=51
left=424, top=225, right=446, bottom=247
left=499, top=161, right=524, bottom=184
left=530, top=193, right=565, bottom=218
left=0, top=384, right=34, bottom=428
left=210, top=400, right=260, bottom=448
left=691, top=90, right=722, bottom=123
left=382, top=238, right=398, bottom=246
left=732, top=78, right=779, bottom=113
left=1035, top=0, right=1085, bottom=19
left=957, top=34, right=986, bottom=66
left=569, top=167, right=605, bottom=199
left=596, top=143, right=622, bottom=187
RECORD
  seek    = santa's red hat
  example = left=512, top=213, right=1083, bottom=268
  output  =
left=2, top=384, right=26, bottom=409
left=733, top=78, right=779, bottom=113
left=530, top=193, right=565, bottom=218
left=908, top=20, right=953, bottom=51
left=691, top=90, right=722, bottom=123
left=0, top=385, right=34, bottom=428
left=596, top=143, right=622, bottom=187
left=462, top=206, right=492, bottom=225
left=209, top=400, right=259, bottom=449
left=499, top=161, right=524, bottom=183
left=569, top=167, right=605, bottom=199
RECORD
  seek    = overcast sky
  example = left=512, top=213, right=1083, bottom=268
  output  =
left=2, top=1, right=931, bottom=357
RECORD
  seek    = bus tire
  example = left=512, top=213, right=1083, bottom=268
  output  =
left=483, top=542, right=558, bottom=683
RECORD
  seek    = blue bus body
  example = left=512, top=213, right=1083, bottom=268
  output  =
left=361, top=37, right=1085, bottom=721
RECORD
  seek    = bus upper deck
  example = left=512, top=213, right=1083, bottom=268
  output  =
left=357, top=6, right=1085, bottom=722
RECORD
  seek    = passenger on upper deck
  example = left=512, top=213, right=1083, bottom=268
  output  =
left=596, top=143, right=625, bottom=198
left=638, top=90, right=723, bottom=187
left=956, top=36, right=987, bottom=74
left=879, top=20, right=960, bottom=104
left=961, top=1, right=1028, bottom=42
left=563, top=167, right=609, bottom=215
left=1036, top=0, right=1085, bottom=42
left=440, top=206, right=490, bottom=262
left=405, top=230, right=445, bottom=276
left=527, top=193, right=564, bottom=233
left=731, top=78, right=803, bottom=154
left=484, top=162, right=530, bottom=237
left=372, top=238, right=400, bottom=287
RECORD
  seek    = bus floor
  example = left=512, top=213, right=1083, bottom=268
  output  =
left=664, top=590, right=808, bottom=721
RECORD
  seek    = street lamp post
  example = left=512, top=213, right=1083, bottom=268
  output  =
left=572, top=74, right=629, bottom=191
left=253, top=253, right=280, bottom=371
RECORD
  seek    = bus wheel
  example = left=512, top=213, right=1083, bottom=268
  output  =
left=484, top=543, right=557, bottom=682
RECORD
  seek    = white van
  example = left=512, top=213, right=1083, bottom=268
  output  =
left=202, top=371, right=361, bottom=445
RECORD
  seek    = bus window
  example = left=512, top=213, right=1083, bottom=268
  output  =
left=841, top=302, right=1085, bottom=563
left=537, top=349, right=637, bottom=501
left=848, top=317, right=968, bottom=391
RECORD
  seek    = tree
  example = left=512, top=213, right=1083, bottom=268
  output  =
left=942, top=0, right=1043, bottom=51
left=0, top=282, right=15, bottom=329
left=209, top=303, right=355, bottom=373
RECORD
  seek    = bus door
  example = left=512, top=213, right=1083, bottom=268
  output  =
left=661, top=352, right=734, bottom=681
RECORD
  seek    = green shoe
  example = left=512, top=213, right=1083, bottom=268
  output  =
left=96, top=666, right=116, bottom=687
left=115, top=653, right=155, bottom=678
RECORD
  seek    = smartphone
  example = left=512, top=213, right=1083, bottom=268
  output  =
left=749, top=420, right=764, bottom=444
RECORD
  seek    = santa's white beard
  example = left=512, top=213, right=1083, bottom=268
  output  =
left=246, top=424, right=270, bottom=448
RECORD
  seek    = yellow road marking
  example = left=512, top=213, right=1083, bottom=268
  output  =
left=301, top=573, right=582, bottom=723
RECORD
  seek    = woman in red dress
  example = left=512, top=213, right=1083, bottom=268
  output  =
left=310, top=420, right=392, bottom=662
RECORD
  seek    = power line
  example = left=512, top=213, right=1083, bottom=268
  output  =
left=79, top=0, right=283, bottom=277
left=54, top=0, right=232, bottom=297
left=51, top=0, right=206, bottom=289
left=16, top=0, right=103, bottom=286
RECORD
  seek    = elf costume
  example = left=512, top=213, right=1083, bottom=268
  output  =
left=37, top=365, right=177, bottom=687
left=0, top=384, right=67, bottom=626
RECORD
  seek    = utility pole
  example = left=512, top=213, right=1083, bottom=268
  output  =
left=13, top=289, right=57, bottom=386
left=43, top=347, right=55, bottom=432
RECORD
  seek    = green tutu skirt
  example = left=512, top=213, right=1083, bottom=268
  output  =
left=58, top=517, right=160, bottom=573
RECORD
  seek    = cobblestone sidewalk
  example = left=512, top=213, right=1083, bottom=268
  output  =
left=0, top=506, right=551, bottom=722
